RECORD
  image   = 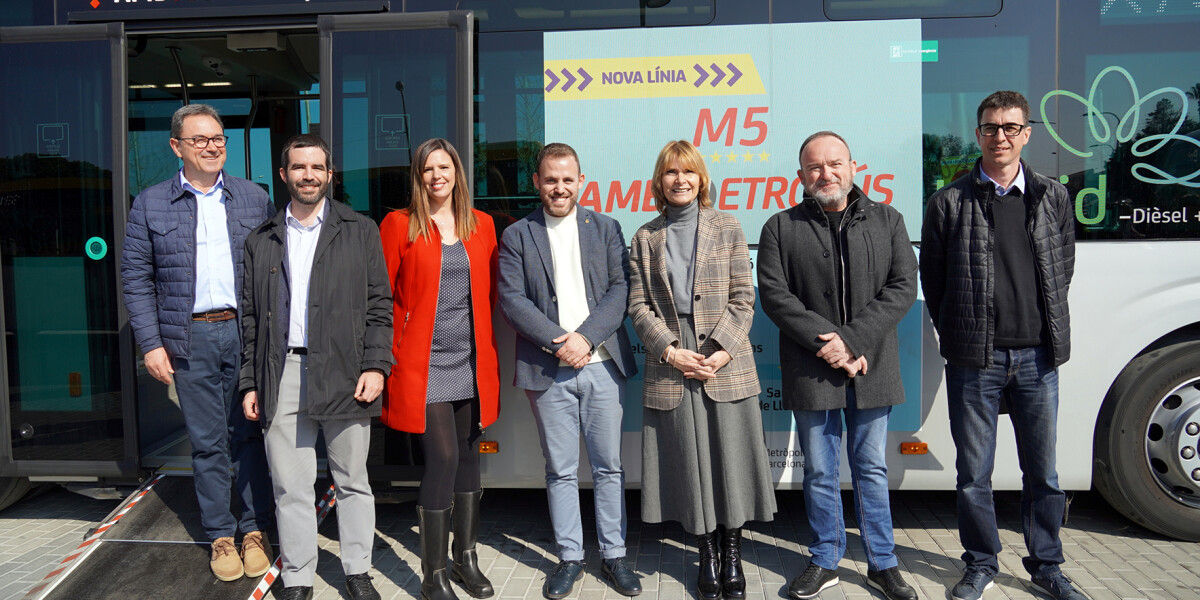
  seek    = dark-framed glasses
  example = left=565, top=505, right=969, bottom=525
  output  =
left=175, top=135, right=229, bottom=149
left=978, top=123, right=1026, bottom=137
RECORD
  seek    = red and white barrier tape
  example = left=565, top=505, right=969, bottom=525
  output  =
left=247, top=483, right=338, bottom=600
left=24, top=473, right=167, bottom=600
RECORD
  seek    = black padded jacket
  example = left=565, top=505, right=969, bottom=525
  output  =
left=919, top=160, right=1075, bottom=369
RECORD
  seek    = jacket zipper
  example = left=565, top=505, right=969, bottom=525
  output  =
left=835, top=197, right=859, bottom=327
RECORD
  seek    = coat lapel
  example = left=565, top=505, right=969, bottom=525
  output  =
left=647, top=219, right=674, bottom=310
left=694, top=207, right=717, bottom=292
left=313, top=199, right=341, bottom=266
left=528, top=209, right=555, bottom=291
left=577, top=209, right=599, bottom=303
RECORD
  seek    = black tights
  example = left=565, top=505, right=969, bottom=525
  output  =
left=418, top=399, right=481, bottom=510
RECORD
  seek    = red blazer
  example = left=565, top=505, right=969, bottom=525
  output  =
left=379, top=209, right=500, bottom=433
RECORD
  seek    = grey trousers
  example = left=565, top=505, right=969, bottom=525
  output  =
left=266, top=354, right=375, bottom=587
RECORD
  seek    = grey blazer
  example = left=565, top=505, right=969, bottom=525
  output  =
left=628, top=207, right=760, bottom=410
left=498, top=207, right=638, bottom=391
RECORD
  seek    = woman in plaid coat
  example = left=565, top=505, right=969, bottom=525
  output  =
left=628, top=140, right=777, bottom=600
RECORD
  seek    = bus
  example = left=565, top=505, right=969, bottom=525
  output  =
left=1, top=0, right=1198, bottom=546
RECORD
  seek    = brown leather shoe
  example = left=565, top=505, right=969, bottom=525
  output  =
left=211, top=536, right=244, bottom=581
left=241, top=531, right=272, bottom=578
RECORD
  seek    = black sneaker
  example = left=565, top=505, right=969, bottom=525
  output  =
left=278, top=586, right=314, bottom=600
left=950, top=567, right=995, bottom=600
left=345, top=573, right=381, bottom=600
left=601, top=558, right=642, bottom=596
left=788, top=563, right=839, bottom=599
left=1031, top=571, right=1089, bottom=600
left=867, top=567, right=917, bottom=600
left=543, top=560, right=585, bottom=600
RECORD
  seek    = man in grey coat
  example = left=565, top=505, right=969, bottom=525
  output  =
left=240, top=134, right=393, bottom=600
left=758, top=132, right=918, bottom=600
left=498, top=143, right=641, bottom=599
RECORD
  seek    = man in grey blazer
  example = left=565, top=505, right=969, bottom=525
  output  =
left=758, top=132, right=918, bottom=600
left=498, top=143, right=641, bottom=599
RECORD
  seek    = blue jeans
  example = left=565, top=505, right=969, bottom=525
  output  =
left=173, top=318, right=273, bottom=540
left=526, top=360, right=627, bottom=561
left=793, top=387, right=896, bottom=572
left=946, top=346, right=1065, bottom=577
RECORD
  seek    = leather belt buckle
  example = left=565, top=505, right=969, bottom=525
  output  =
left=192, top=309, right=236, bottom=322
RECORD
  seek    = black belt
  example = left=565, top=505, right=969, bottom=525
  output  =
left=287, top=347, right=308, bottom=355
left=192, top=309, right=236, bottom=322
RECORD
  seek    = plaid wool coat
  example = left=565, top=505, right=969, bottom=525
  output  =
left=628, top=207, right=761, bottom=410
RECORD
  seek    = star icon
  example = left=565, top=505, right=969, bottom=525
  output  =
left=743, top=152, right=754, bottom=162
left=726, top=152, right=738, bottom=162
left=758, top=151, right=770, bottom=162
left=709, top=151, right=723, bottom=163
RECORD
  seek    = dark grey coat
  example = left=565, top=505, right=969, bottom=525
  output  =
left=498, top=207, right=637, bottom=391
left=238, top=199, right=394, bottom=430
left=758, top=187, right=918, bottom=411
left=919, top=160, right=1074, bottom=369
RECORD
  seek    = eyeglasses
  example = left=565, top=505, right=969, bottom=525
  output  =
left=977, top=123, right=1027, bottom=137
left=175, top=135, right=229, bottom=149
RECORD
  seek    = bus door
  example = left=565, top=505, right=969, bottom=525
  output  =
left=0, top=23, right=138, bottom=483
left=125, top=26, right=323, bottom=466
left=317, top=11, right=474, bottom=481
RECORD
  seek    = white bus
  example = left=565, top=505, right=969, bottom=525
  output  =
left=1, top=0, right=1197, bottom=543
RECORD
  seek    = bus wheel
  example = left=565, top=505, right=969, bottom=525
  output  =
left=1094, top=340, right=1200, bottom=541
left=0, top=476, right=33, bottom=512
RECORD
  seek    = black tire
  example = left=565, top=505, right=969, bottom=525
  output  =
left=1094, top=340, right=1200, bottom=541
left=0, top=476, right=33, bottom=512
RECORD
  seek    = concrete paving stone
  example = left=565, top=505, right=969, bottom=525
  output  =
left=500, top=576, right=536, bottom=598
left=1153, top=577, right=1200, bottom=600
left=1162, top=569, right=1200, bottom=588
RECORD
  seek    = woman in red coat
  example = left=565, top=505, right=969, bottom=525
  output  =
left=379, top=138, right=499, bottom=600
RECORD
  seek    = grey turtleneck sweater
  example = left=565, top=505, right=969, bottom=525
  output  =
left=664, top=200, right=699, bottom=316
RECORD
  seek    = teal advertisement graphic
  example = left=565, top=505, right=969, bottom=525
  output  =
left=544, top=20, right=924, bottom=245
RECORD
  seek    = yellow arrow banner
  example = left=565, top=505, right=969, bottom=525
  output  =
left=544, top=54, right=764, bottom=101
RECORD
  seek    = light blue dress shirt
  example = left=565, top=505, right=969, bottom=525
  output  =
left=979, top=163, right=1026, bottom=197
left=182, top=170, right=238, bottom=313
left=286, top=200, right=327, bottom=349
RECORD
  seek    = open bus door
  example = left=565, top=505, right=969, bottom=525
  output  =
left=0, top=22, right=138, bottom=510
left=318, top=11, right=474, bottom=482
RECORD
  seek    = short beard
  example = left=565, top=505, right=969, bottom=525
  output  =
left=289, top=180, right=329, bottom=206
left=542, top=196, right=577, bottom=218
left=806, top=183, right=850, bottom=208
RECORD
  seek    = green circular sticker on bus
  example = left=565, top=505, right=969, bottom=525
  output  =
left=85, top=237, right=108, bottom=260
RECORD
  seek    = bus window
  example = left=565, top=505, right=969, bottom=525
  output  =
left=1057, top=2, right=1200, bottom=240
left=408, top=0, right=717, bottom=31
left=822, top=0, right=1001, bottom=21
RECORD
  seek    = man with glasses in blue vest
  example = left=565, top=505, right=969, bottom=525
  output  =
left=122, top=103, right=275, bottom=583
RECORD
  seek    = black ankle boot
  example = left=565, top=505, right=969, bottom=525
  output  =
left=719, top=526, right=745, bottom=599
left=451, top=490, right=494, bottom=598
left=418, top=505, right=460, bottom=600
left=696, top=531, right=722, bottom=600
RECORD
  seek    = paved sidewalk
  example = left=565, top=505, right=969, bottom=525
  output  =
left=2, top=485, right=1198, bottom=599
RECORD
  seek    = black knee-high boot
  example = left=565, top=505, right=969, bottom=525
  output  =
left=451, top=491, right=494, bottom=598
left=696, top=531, right=722, bottom=600
left=418, top=506, right=460, bottom=600
left=719, top=526, right=745, bottom=599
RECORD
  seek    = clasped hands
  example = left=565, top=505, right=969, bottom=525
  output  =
left=816, top=332, right=868, bottom=378
left=662, top=345, right=731, bottom=381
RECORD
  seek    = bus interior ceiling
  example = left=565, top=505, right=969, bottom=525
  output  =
left=127, top=30, right=319, bottom=207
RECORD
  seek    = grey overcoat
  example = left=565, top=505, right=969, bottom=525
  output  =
left=757, top=187, right=917, bottom=411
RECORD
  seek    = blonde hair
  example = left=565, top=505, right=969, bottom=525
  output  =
left=407, top=138, right=478, bottom=242
left=651, top=140, right=712, bottom=213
